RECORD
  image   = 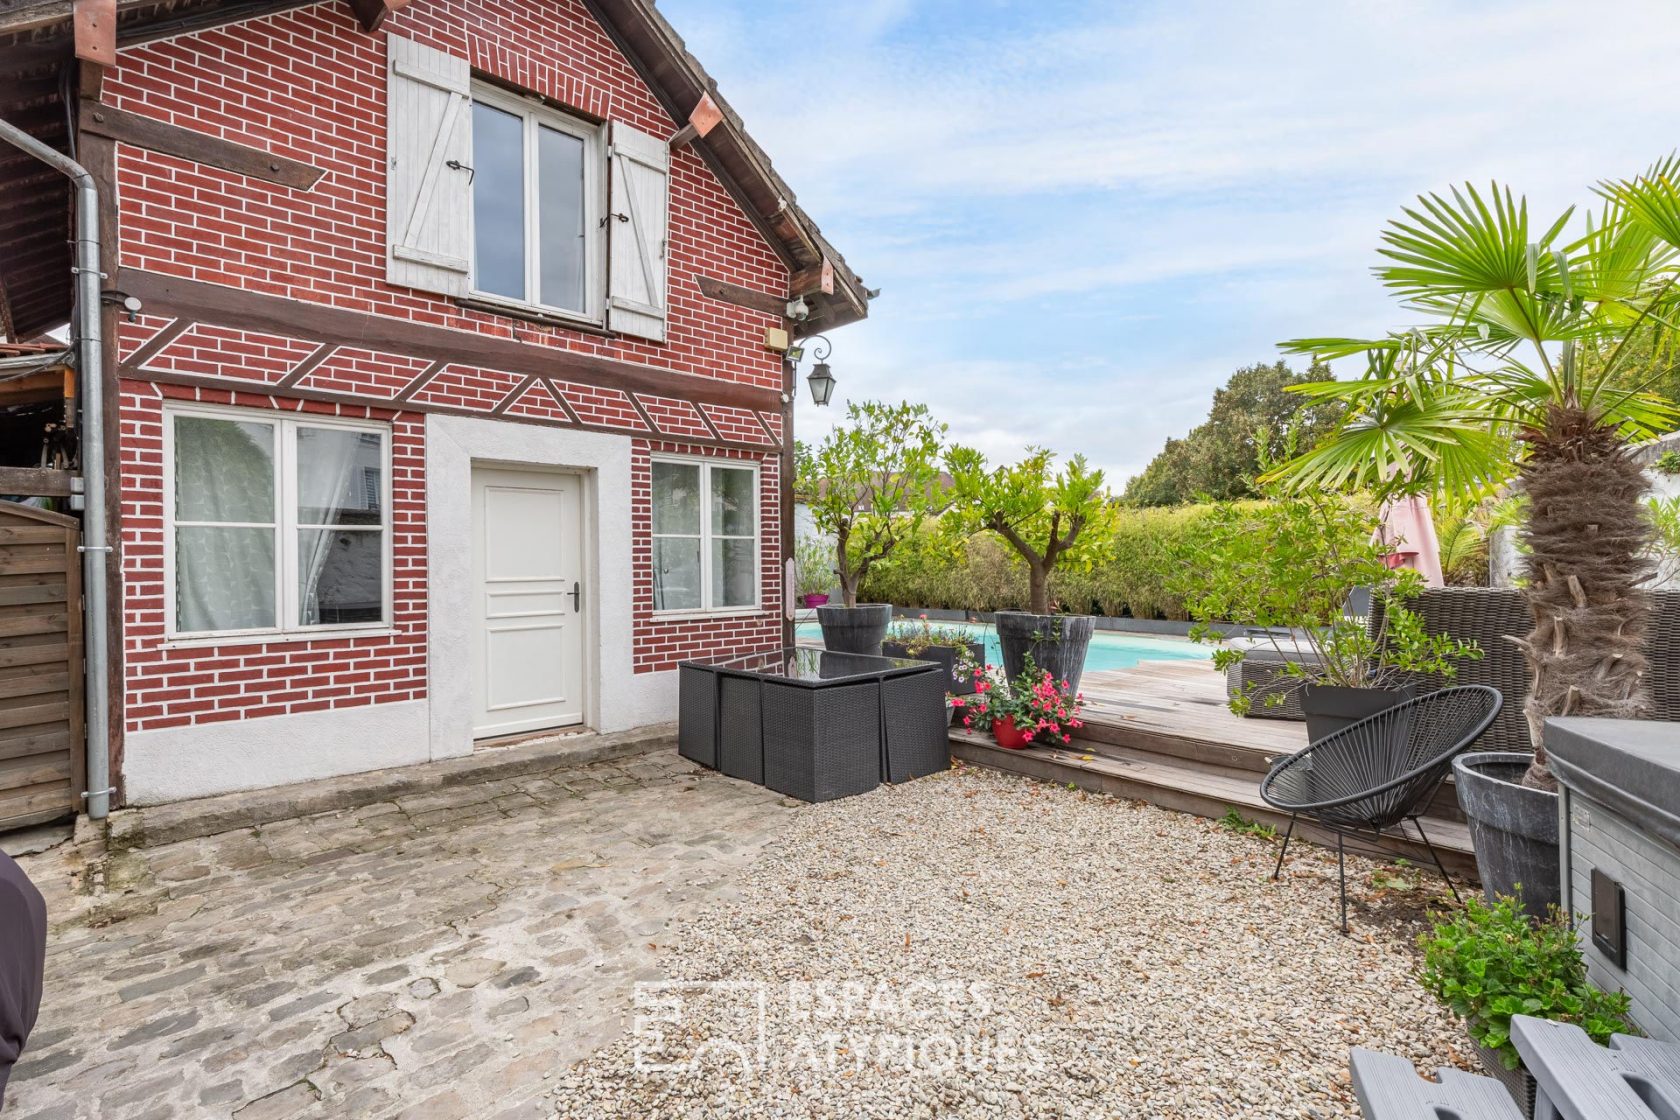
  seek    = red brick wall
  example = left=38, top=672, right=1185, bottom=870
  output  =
left=119, top=380, right=429, bottom=733
left=631, top=441, right=784, bottom=673
left=107, top=0, right=790, bottom=734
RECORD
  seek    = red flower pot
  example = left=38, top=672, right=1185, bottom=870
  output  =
left=991, top=715, right=1031, bottom=750
left=801, top=592, right=830, bottom=608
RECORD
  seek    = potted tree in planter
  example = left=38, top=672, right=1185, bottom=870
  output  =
left=1174, top=491, right=1482, bottom=740
left=797, top=401, right=947, bottom=654
left=1267, top=169, right=1680, bottom=912
left=1419, top=895, right=1635, bottom=1116
left=944, top=446, right=1114, bottom=694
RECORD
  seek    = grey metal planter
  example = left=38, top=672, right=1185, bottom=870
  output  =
left=1300, top=683, right=1416, bottom=743
left=994, top=611, right=1095, bottom=695
left=881, top=640, right=984, bottom=695
left=816, top=603, right=893, bottom=655
left=1470, top=1037, right=1536, bottom=1119
left=1454, top=750, right=1560, bottom=919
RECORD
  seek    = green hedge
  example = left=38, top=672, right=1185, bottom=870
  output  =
left=858, top=504, right=1237, bottom=620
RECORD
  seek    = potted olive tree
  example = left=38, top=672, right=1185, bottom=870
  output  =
left=798, top=400, right=947, bottom=654
left=1173, top=492, right=1481, bottom=740
left=944, top=446, right=1114, bottom=694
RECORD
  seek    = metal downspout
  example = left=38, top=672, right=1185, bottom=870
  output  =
left=0, top=114, right=112, bottom=819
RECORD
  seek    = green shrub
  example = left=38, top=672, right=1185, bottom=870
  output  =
left=857, top=503, right=1227, bottom=619
left=1418, top=895, right=1635, bottom=1070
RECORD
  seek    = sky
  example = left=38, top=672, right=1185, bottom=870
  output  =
left=659, top=0, right=1680, bottom=490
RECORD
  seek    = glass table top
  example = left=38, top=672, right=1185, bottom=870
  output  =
left=682, top=646, right=936, bottom=684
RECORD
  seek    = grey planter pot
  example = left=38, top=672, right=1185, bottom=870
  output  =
left=994, top=611, right=1095, bottom=696
left=1299, top=683, right=1416, bottom=743
left=881, top=640, right=985, bottom=695
left=1470, top=1036, right=1536, bottom=1118
left=816, top=603, right=893, bottom=655
left=1453, top=750, right=1560, bottom=919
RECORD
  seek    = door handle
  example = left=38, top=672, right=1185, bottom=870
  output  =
left=570, top=581, right=581, bottom=612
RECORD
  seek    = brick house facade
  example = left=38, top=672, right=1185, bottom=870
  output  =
left=0, top=0, right=866, bottom=807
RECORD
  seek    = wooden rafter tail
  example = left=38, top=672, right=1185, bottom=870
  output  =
left=789, top=257, right=833, bottom=298
left=667, top=92, right=723, bottom=150
left=73, top=0, right=116, bottom=97
left=346, top=0, right=413, bottom=33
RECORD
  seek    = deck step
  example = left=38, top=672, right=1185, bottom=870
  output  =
left=1073, top=717, right=1468, bottom=824
left=949, top=729, right=1478, bottom=880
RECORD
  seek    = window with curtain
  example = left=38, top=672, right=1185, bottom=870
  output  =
left=470, top=84, right=602, bottom=319
left=651, top=459, right=758, bottom=613
left=168, top=409, right=390, bottom=637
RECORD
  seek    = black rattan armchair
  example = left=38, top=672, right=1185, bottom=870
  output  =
left=1259, top=685, right=1502, bottom=933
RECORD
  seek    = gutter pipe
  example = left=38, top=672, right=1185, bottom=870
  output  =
left=0, top=114, right=113, bottom=819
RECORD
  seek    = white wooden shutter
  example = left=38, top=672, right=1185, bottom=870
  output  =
left=385, top=36, right=473, bottom=296
left=606, top=121, right=670, bottom=342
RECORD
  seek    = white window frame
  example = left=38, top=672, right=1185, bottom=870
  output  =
left=468, top=82, right=607, bottom=325
left=650, top=455, right=763, bottom=617
left=162, top=403, right=395, bottom=643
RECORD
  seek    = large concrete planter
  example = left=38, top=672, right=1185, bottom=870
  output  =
left=994, top=611, right=1095, bottom=696
left=1299, top=683, right=1416, bottom=743
left=1454, top=750, right=1560, bottom=919
left=816, top=603, right=893, bottom=655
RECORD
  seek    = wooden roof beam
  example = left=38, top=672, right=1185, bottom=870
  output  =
left=345, top=0, right=410, bottom=33
left=666, top=91, right=722, bottom=150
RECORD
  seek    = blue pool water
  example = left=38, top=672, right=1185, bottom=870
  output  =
left=793, top=620, right=1212, bottom=674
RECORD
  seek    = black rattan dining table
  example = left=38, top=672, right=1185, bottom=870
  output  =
left=677, top=647, right=948, bottom=802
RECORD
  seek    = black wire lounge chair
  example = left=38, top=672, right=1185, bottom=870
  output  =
left=1259, top=685, right=1502, bottom=933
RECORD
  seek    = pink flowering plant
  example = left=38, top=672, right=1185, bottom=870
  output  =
left=951, top=656, right=1084, bottom=745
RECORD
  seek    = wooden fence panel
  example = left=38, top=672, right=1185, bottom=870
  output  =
left=0, top=501, right=83, bottom=830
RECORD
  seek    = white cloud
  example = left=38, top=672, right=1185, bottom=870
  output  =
left=665, top=0, right=1680, bottom=487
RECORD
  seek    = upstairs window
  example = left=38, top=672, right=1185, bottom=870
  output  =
left=469, top=84, right=604, bottom=321
left=385, top=37, right=669, bottom=340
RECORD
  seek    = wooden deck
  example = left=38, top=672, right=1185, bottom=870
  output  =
left=950, top=658, right=1478, bottom=878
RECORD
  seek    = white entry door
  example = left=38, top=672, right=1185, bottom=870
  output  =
left=471, top=467, right=586, bottom=738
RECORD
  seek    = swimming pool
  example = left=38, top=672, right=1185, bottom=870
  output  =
left=793, top=619, right=1212, bottom=674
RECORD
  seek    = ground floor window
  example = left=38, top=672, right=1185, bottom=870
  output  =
left=650, top=457, right=758, bottom=612
left=165, top=405, right=391, bottom=637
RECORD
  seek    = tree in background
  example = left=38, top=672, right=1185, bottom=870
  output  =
left=1124, top=360, right=1344, bottom=506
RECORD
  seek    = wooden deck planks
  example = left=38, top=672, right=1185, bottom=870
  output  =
left=952, top=656, right=1476, bottom=875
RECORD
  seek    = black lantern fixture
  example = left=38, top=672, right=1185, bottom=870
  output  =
left=796, top=335, right=836, bottom=406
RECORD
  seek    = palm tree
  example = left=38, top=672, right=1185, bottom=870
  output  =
left=1268, top=166, right=1680, bottom=787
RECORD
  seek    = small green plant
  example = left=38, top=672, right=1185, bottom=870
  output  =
left=1652, top=449, right=1680, bottom=476
left=1219, top=807, right=1278, bottom=841
left=884, top=617, right=976, bottom=658
left=794, top=534, right=835, bottom=599
left=1418, top=895, right=1636, bottom=1070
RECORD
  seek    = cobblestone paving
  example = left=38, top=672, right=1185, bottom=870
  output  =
left=7, top=749, right=795, bottom=1119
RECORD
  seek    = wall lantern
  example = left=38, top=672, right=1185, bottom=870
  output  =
left=789, top=334, right=836, bottom=407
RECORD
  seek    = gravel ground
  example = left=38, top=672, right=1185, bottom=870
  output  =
left=550, top=763, right=1471, bottom=1119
